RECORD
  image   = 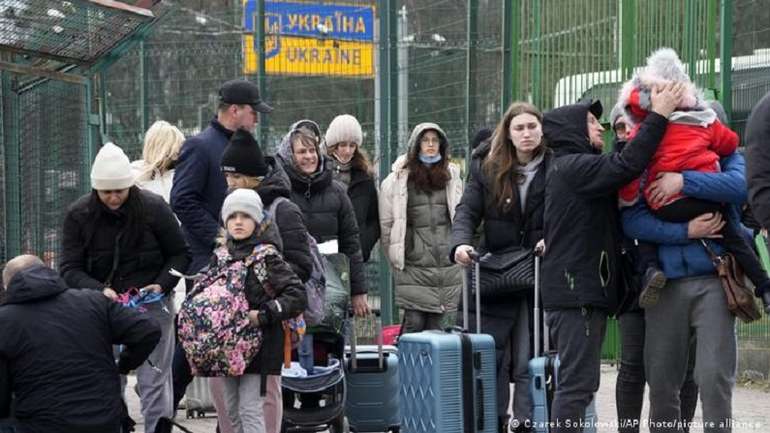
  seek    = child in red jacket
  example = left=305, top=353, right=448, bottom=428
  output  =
left=618, top=48, right=770, bottom=308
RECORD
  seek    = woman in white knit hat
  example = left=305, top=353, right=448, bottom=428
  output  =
left=324, top=114, right=380, bottom=262
left=60, top=142, right=190, bottom=433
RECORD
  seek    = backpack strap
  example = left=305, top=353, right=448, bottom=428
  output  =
left=266, top=196, right=291, bottom=227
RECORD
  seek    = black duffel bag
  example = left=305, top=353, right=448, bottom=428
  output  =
left=470, top=246, right=535, bottom=298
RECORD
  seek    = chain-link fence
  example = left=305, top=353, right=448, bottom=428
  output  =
left=16, top=80, right=88, bottom=269
left=0, top=0, right=160, bottom=285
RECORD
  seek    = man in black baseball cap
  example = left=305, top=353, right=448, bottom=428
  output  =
left=218, top=79, right=273, bottom=114
left=169, top=77, right=274, bottom=417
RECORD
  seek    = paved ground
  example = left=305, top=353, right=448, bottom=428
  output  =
left=127, top=364, right=770, bottom=433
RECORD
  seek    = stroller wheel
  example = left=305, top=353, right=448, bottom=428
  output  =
left=329, top=415, right=349, bottom=433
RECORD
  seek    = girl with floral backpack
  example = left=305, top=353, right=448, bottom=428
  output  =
left=178, top=188, right=307, bottom=433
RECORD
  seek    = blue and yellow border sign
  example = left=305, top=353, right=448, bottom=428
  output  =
left=243, top=1, right=375, bottom=77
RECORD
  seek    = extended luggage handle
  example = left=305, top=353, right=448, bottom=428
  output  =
left=461, top=251, right=483, bottom=333
left=348, top=308, right=384, bottom=372
left=533, top=254, right=549, bottom=357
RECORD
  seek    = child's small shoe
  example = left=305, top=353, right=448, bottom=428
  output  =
left=639, top=266, right=667, bottom=309
left=756, top=282, right=770, bottom=314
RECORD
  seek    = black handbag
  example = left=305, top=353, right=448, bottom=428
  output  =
left=471, top=246, right=535, bottom=298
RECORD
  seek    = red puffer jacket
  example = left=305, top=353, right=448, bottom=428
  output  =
left=619, top=87, right=739, bottom=209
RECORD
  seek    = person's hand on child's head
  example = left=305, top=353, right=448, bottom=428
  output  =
left=687, top=212, right=725, bottom=239
left=646, top=172, right=684, bottom=207
left=651, top=82, right=685, bottom=118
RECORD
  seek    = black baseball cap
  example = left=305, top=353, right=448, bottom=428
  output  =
left=218, top=79, right=273, bottom=113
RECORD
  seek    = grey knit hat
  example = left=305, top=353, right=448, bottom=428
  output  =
left=221, top=188, right=264, bottom=224
left=609, top=103, right=625, bottom=128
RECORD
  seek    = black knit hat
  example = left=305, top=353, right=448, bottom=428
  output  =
left=221, top=128, right=269, bottom=177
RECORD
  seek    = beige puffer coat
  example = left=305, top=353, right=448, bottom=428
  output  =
left=379, top=123, right=464, bottom=313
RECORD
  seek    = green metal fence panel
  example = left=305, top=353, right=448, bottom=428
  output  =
left=602, top=317, right=620, bottom=363
left=512, top=0, right=721, bottom=117
left=17, top=80, right=90, bottom=268
left=728, top=0, right=770, bottom=139
left=0, top=75, right=90, bottom=276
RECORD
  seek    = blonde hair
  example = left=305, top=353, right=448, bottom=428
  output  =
left=138, top=120, right=185, bottom=182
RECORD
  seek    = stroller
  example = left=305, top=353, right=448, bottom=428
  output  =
left=281, top=253, right=351, bottom=433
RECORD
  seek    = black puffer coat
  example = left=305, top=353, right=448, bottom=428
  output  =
left=60, top=188, right=190, bottom=294
left=279, top=158, right=367, bottom=296
left=0, top=265, right=160, bottom=433
left=450, top=140, right=549, bottom=318
left=541, top=100, right=667, bottom=312
left=256, top=156, right=314, bottom=282
left=345, top=168, right=380, bottom=262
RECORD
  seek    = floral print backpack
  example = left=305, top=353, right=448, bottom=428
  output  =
left=178, top=244, right=274, bottom=377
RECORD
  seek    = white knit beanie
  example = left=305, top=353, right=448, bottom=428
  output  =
left=325, top=114, right=363, bottom=147
left=221, top=188, right=264, bottom=224
left=90, top=142, right=135, bottom=190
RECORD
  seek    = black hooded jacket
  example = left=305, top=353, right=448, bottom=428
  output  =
left=541, top=100, right=667, bottom=311
left=0, top=265, right=160, bottom=433
left=746, top=91, right=770, bottom=229
left=256, top=156, right=314, bottom=282
left=279, top=157, right=368, bottom=296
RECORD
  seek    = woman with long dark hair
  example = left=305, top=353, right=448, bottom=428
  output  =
left=380, top=122, right=464, bottom=333
left=451, top=102, right=550, bottom=433
left=61, top=142, right=189, bottom=433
